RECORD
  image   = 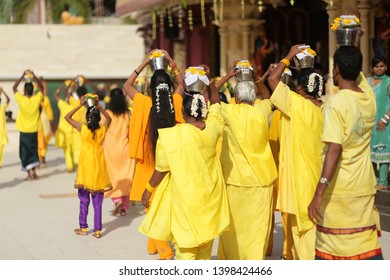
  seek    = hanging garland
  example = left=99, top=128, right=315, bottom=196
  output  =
left=213, top=0, right=219, bottom=25
left=257, top=0, right=264, bottom=13
left=241, top=0, right=245, bottom=19
left=168, top=6, right=173, bottom=28
left=188, top=8, right=193, bottom=31
left=178, top=3, right=183, bottom=28
left=200, top=0, right=206, bottom=27
left=159, top=9, right=164, bottom=32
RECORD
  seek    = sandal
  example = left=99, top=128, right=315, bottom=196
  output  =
left=74, top=228, right=88, bottom=236
left=120, top=209, right=127, bottom=216
left=92, top=231, right=102, bottom=238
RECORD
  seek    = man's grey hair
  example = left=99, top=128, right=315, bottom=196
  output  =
left=234, top=81, right=256, bottom=104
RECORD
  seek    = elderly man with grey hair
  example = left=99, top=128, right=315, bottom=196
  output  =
left=213, top=62, right=277, bottom=260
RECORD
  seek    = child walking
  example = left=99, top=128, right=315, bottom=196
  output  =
left=65, top=94, right=112, bottom=238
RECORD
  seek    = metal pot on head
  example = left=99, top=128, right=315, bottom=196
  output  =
left=149, top=55, right=168, bottom=72
left=85, top=95, right=97, bottom=108
left=335, top=28, right=361, bottom=47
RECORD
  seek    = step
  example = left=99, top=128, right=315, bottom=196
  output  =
left=375, top=188, right=390, bottom=207
left=376, top=205, right=390, bottom=232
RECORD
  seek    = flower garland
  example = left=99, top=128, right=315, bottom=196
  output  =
left=331, top=15, right=360, bottom=31
left=201, top=0, right=206, bottom=27
left=150, top=50, right=164, bottom=59
left=155, top=83, right=171, bottom=113
left=185, top=67, right=206, bottom=76
left=235, top=60, right=253, bottom=69
left=190, top=94, right=207, bottom=118
left=301, top=47, right=316, bottom=56
left=307, top=73, right=324, bottom=97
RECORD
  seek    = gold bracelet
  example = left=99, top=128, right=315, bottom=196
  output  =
left=280, top=58, right=290, bottom=68
left=146, top=182, right=156, bottom=193
left=172, top=69, right=181, bottom=76
left=254, top=77, right=261, bottom=84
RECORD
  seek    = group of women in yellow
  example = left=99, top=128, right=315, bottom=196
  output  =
left=3, top=42, right=386, bottom=260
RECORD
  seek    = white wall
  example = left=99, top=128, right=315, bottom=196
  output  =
left=0, top=24, right=144, bottom=114
left=0, top=24, right=144, bottom=80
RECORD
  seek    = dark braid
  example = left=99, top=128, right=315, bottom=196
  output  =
left=86, top=106, right=101, bottom=140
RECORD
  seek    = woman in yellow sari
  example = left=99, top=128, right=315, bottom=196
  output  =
left=139, top=72, right=230, bottom=260
left=123, top=49, right=184, bottom=260
left=268, top=45, right=325, bottom=260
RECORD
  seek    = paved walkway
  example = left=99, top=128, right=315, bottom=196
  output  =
left=1, top=121, right=389, bottom=260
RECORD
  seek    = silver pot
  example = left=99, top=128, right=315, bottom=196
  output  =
left=234, top=67, right=253, bottom=81
left=335, top=28, right=361, bottom=46
left=85, top=97, right=97, bottom=108
left=292, top=55, right=314, bottom=70
left=185, top=79, right=207, bottom=93
left=24, top=70, right=33, bottom=83
left=149, top=57, right=168, bottom=72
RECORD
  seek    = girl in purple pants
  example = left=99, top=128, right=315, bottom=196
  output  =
left=65, top=94, right=112, bottom=238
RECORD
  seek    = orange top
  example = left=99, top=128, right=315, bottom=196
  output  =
left=129, top=92, right=184, bottom=201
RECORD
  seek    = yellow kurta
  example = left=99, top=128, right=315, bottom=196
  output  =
left=55, top=99, right=75, bottom=171
left=104, top=111, right=135, bottom=198
left=38, top=95, right=54, bottom=158
left=217, top=101, right=277, bottom=260
left=69, top=96, right=86, bottom=165
left=0, top=103, right=8, bottom=146
left=0, top=103, right=8, bottom=167
left=139, top=104, right=230, bottom=249
left=55, top=100, right=73, bottom=148
left=316, top=74, right=381, bottom=259
left=75, top=124, right=112, bottom=193
left=271, top=82, right=324, bottom=233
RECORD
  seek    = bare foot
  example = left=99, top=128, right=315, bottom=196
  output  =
left=24, top=172, right=33, bottom=181
left=31, top=170, right=39, bottom=180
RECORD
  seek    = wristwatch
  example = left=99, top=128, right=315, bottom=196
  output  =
left=319, top=177, right=330, bottom=186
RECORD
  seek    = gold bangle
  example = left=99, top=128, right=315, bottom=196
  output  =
left=172, top=69, right=181, bottom=76
left=254, top=78, right=261, bottom=84
left=280, top=58, right=290, bottom=68
left=146, top=182, right=156, bottom=193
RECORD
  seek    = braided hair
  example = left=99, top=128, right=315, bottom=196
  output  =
left=297, top=69, right=324, bottom=99
left=182, top=93, right=207, bottom=121
left=86, top=106, right=101, bottom=140
left=149, top=69, right=176, bottom=158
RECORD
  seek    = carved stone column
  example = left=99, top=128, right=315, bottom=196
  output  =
left=240, top=21, right=251, bottom=59
left=219, top=23, right=229, bottom=75
left=358, top=0, right=371, bottom=75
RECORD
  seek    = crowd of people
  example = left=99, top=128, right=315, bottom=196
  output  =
left=0, top=43, right=388, bottom=260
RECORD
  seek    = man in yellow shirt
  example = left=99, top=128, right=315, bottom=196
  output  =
left=309, top=46, right=383, bottom=260
left=13, top=70, right=44, bottom=181
left=215, top=66, right=277, bottom=260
